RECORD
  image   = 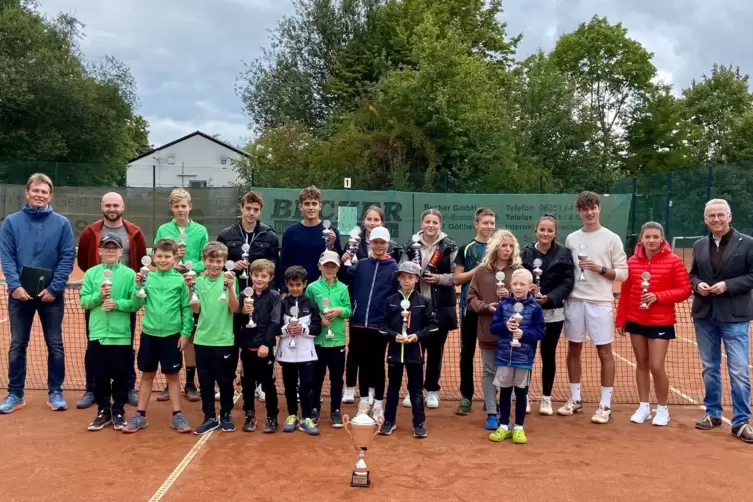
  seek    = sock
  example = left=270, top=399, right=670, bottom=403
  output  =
left=542, top=395, right=551, bottom=403
left=639, top=401, right=650, bottom=411
left=513, top=424, right=524, bottom=430
left=657, top=404, right=668, bottom=412
left=186, top=366, right=196, bottom=385
left=500, top=423, right=510, bottom=431
left=373, top=399, right=383, bottom=410
left=514, top=386, right=528, bottom=426
left=172, top=410, right=182, bottom=417
left=570, top=383, right=581, bottom=402
left=600, top=386, right=613, bottom=408
left=137, top=410, right=146, bottom=417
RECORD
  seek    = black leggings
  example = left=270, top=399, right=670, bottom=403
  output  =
left=348, top=326, right=387, bottom=401
left=532, top=320, right=564, bottom=397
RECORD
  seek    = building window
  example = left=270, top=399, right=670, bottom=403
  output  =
left=189, top=180, right=207, bottom=188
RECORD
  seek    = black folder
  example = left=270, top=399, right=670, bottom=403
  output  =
left=20, top=266, right=54, bottom=296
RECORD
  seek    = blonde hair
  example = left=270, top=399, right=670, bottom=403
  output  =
left=169, top=188, right=191, bottom=205
left=202, top=241, right=228, bottom=259
left=26, top=173, right=53, bottom=192
left=481, top=229, right=522, bottom=271
left=511, top=268, right=533, bottom=283
left=251, top=258, right=275, bottom=275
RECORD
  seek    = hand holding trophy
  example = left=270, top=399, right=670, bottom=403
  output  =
left=639, top=272, right=652, bottom=309
left=344, top=227, right=361, bottom=267
left=532, top=258, right=543, bottom=299
left=184, top=260, right=200, bottom=305
left=219, top=260, right=235, bottom=302
left=577, top=244, right=588, bottom=281
left=510, top=302, right=524, bottom=348
left=243, top=287, right=256, bottom=327
left=288, top=305, right=300, bottom=348
left=136, top=255, right=151, bottom=298
left=495, top=271, right=506, bottom=299
left=240, top=243, right=251, bottom=279
left=322, top=298, right=335, bottom=339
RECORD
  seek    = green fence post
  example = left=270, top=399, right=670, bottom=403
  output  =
left=665, top=173, right=672, bottom=242
left=706, top=166, right=713, bottom=201
left=630, top=176, right=637, bottom=242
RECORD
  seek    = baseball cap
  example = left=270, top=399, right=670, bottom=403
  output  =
left=319, top=250, right=341, bottom=267
left=369, top=226, right=390, bottom=243
left=393, top=261, right=421, bottom=278
left=99, top=233, right=123, bottom=248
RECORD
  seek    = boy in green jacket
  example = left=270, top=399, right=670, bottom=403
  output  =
left=81, top=234, right=143, bottom=431
left=154, top=188, right=208, bottom=401
left=123, top=238, right=194, bottom=434
left=305, top=250, right=352, bottom=428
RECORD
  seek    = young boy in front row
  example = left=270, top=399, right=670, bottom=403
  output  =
left=378, top=261, right=438, bottom=439
left=186, top=241, right=240, bottom=434
left=277, top=266, right=322, bottom=436
left=237, top=259, right=281, bottom=433
left=489, top=269, right=545, bottom=444
left=124, top=238, right=194, bottom=434
left=306, top=250, right=352, bottom=428
left=81, top=234, right=143, bottom=431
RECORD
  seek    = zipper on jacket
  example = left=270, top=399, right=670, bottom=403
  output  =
left=364, top=261, right=380, bottom=327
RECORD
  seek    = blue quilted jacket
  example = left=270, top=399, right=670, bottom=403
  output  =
left=490, top=295, right=545, bottom=369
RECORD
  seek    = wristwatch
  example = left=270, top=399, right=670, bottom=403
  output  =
left=599, top=266, right=607, bottom=275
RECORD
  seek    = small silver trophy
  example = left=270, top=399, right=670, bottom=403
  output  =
left=577, top=244, right=588, bottom=281
left=184, top=260, right=200, bottom=305
left=136, top=255, right=151, bottom=298
left=219, top=260, right=235, bottom=302
left=640, top=271, right=651, bottom=309
left=511, top=302, right=524, bottom=348
left=322, top=220, right=332, bottom=247
left=322, top=298, right=334, bottom=338
left=243, top=287, right=256, bottom=327
left=288, top=305, right=300, bottom=348
left=178, top=230, right=187, bottom=264
left=102, top=269, right=113, bottom=299
left=495, top=271, right=505, bottom=287
left=533, top=258, right=543, bottom=299
left=400, top=298, right=411, bottom=337
left=240, top=243, right=251, bottom=279
left=344, top=227, right=362, bottom=266
left=411, top=234, right=421, bottom=264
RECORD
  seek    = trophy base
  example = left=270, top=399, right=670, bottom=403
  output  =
left=350, top=470, right=371, bottom=488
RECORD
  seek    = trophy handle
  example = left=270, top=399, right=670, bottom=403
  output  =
left=372, top=422, right=380, bottom=439
left=343, top=415, right=353, bottom=441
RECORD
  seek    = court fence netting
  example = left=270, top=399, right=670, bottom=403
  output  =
left=0, top=279, right=748, bottom=407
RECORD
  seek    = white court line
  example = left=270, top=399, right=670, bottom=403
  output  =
left=674, top=334, right=753, bottom=370
left=149, top=392, right=243, bottom=502
left=612, top=348, right=732, bottom=426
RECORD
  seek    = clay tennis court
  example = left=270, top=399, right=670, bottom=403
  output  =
left=1, top=257, right=752, bottom=500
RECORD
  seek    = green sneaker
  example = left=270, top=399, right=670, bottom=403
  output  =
left=455, top=398, right=472, bottom=416
left=512, top=428, right=528, bottom=444
left=488, top=425, right=511, bottom=442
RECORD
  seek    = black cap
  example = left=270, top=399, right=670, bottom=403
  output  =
left=99, top=233, right=123, bottom=248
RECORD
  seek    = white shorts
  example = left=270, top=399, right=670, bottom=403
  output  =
left=493, top=367, right=531, bottom=388
left=563, top=300, right=615, bottom=346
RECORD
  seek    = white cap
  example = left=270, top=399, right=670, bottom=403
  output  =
left=369, top=226, right=390, bottom=243
left=318, top=250, right=341, bottom=267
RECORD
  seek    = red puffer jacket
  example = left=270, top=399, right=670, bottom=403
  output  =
left=616, top=241, right=692, bottom=327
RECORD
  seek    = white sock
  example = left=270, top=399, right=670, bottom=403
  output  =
left=513, top=424, right=524, bottom=431
left=542, top=395, right=551, bottom=403
left=570, top=383, right=581, bottom=402
left=373, top=399, right=383, bottom=410
left=600, top=387, right=613, bottom=408
left=346, top=386, right=355, bottom=392
left=638, top=401, right=650, bottom=411
left=500, top=424, right=509, bottom=431
left=657, top=404, right=668, bottom=412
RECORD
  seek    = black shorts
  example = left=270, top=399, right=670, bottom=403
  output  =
left=138, top=333, right=183, bottom=374
left=625, top=321, right=675, bottom=340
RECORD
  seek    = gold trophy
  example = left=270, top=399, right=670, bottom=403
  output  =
left=240, top=243, right=250, bottom=280
left=639, top=272, right=651, bottom=310
left=136, top=255, right=150, bottom=298
left=532, top=258, right=543, bottom=299
left=219, top=260, right=235, bottom=302
left=577, top=244, right=588, bottom=281
left=243, top=287, right=256, bottom=327
left=510, top=302, right=524, bottom=348
left=343, top=412, right=383, bottom=488
left=288, top=305, right=299, bottom=348
left=322, top=298, right=334, bottom=339
left=184, top=260, right=200, bottom=305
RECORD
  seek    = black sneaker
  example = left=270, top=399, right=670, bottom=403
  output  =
left=311, top=408, right=320, bottom=426
left=379, top=421, right=396, bottom=435
left=413, top=423, right=427, bottom=438
left=243, top=411, right=257, bottom=432
left=194, top=417, right=220, bottom=435
left=88, top=410, right=112, bottom=431
left=184, top=383, right=201, bottom=403
left=220, top=413, right=235, bottom=432
left=264, top=416, right=279, bottom=433
left=156, top=386, right=170, bottom=402
left=331, top=410, right=344, bottom=428
left=112, top=413, right=126, bottom=431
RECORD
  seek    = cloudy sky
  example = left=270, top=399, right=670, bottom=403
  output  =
left=39, top=0, right=747, bottom=148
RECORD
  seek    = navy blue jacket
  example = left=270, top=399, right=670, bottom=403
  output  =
left=277, top=221, right=343, bottom=293
left=379, top=289, right=438, bottom=364
left=490, top=295, right=545, bottom=369
left=342, top=256, right=399, bottom=329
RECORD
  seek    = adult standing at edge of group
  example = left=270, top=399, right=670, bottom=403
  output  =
left=400, top=209, right=458, bottom=410
left=520, top=214, right=575, bottom=416
left=453, top=207, right=496, bottom=416
left=154, top=188, right=209, bottom=402
left=0, top=173, right=75, bottom=414
left=558, top=191, right=628, bottom=424
left=689, top=199, right=753, bottom=443
left=76, top=192, right=147, bottom=409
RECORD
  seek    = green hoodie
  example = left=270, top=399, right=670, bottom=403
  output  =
left=81, top=263, right=141, bottom=345
left=305, top=277, right=352, bottom=347
left=154, top=219, right=209, bottom=273
left=140, top=267, right=193, bottom=338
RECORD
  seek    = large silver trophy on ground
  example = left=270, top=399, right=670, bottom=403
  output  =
left=532, top=258, right=543, bottom=299
left=219, top=260, right=235, bottom=302
left=184, top=260, right=200, bottom=304
left=639, top=272, right=652, bottom=310
left=343, top=412, right=382, bottom=488
left=577, top=244, right=588, bottom=281
left=136, top=255, right=151, bottom=298
left=510, top=302, right=524, bottom=348
left=344, top=227, right=362, bottom=266
left=288, top=305, right=300, bottom=348
left=243, top=287, right=256, bottom=327
left=240, top=243, right=250, bottom=280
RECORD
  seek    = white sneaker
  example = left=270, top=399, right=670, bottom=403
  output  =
left=652, top=407, right=670, bottom=426
left=368, top=388, right=375, bottom=406
left=255, top=384, right=266, bottom=402
left=526, top=396, right=531, bottom=414
left=342, top=387, right=356, bottom=404
left=591, top=404, right=612, bottom=424
left=630, top=406, right=652, bottom=424
left=372, top=406, right=385, bottom=423
left=539, top=397, right=553, bottom=416
left=557, top=399, right=583, bottom=416
left=403, top=394, right=412, bottom=408
left=426, top=391, right=440, bottom=409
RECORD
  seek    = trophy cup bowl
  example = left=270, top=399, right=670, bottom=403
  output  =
left=322, top=220, right=332, bottom=245
left=289, top=306, right=299, bottom=348
left=240, top=243, right=250, bottom=279
left=577, top=244, right=588, bottom=281
left=532, top=258, right=543, bottom=299
left=495, top=271, right=505, bottom=288
left=511, top=302, right=524, bottom=348
left=219, top=260, right=235, bottom=302
left=639, top=271, right=651, bottom=309
left=136, top=255, right=151, bottom=298
left=411, top=234, right=421, bottom=264
left=343, top=412, right=382, bottom=488
left=102, top=269, right=113, bottom=285
left=242, top=287, right=256, bottom=327
left=183, top=260, right=200, bottom=305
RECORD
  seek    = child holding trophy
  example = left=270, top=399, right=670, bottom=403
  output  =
left=236, top=259, right=282, bottom=433
left=80, top=234, right=142, bottom=431
left=378, top=261, right=438, bottom=438
left=277, top=266, right=322, bottom=436
left=489, top=269, right=545, bottom=444
left=306, top=250, right=352, bottom=428
left=467, top=229, right=522, bottom=430
left=616, top=222, right=690, bottom=426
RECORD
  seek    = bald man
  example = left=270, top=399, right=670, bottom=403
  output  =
left=77, top=192, right=147, bottom=409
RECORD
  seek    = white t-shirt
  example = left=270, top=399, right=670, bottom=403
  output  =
left=565, top=227, right=628, bottom=306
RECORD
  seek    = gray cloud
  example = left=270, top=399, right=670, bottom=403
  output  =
left=37, top=0, right=750, bottom=148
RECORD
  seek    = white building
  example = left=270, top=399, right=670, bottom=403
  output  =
left=126, top=131, right=250, bottom=188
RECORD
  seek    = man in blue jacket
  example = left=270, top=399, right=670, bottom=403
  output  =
left=0, top=173, right=75, bottom=414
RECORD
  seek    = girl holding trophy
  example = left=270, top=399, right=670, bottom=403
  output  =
left=616, top=222, right=691, bottom=426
